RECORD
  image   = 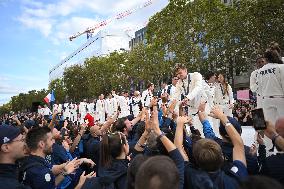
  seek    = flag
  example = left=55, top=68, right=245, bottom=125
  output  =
left=44, top=90, right=55, bottom=104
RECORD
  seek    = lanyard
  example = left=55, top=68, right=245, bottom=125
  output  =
left=220, top=83, right=226, bottom=99
left=182, top=74, right=191, bottom=95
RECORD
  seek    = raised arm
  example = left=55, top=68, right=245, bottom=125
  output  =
left=100, top=113, right=118, bottom=134
left=70, top=124, right=87, bottom=153
left=134, top=109, right=151, bottom=152
left=198, top=102, right=217, bottom=139
left=48, top=110, right=58, bottom=131
left=211, top=106, right=246, bottom=167
left=175, top=116, right=191, bottom=161
left=264, top=121, right=284, bottom=151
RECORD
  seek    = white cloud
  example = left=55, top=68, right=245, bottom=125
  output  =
left=17, top=0, right=168, bottom=43
left=0, top=84, right=22, bottom=94
left=18, top=14, right=54, bottom=37
left=0, top=74, right=48, bottom=96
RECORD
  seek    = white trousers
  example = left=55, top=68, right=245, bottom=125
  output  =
left=262, top=98, right=284, bottom=125
left=98, top=111, right=106, bottom=124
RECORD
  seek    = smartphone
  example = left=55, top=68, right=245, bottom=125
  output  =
left=251, top=108, right=266, bottom=130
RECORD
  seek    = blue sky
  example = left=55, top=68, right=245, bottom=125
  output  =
left=0, top=0, right=168, bottom=105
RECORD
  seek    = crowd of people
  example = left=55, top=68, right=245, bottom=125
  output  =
left=233, top=100, right=256, bottom=126
left=0, top=42, right=284, bottom=189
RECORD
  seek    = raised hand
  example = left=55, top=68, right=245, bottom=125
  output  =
left=64, top=158, right=82, bottom=174
left=177, top=116, right=192, bottom=125
left=75, top=171, right=96, bottom=189
left=210, top=106, right=225, bottom=119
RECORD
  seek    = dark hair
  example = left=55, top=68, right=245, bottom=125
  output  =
left=111, top=118, right=127, bottom=133
left=204, top=71, right=216, bottom=81
left=26, top=126, right=51, bottom=151
left=193, top=138, right=224, bottom=172
left=100, top=132, right=127, bottom=167
left=127, top=154, right=149, bottom=189
left=135, top=156, right=179, bottom=189
left=146, top=82, right=154, bottom=89
left=264, top=42, right=283, bottom=64
left=239, top=176, right=283, bottom=189
left=219, top=116, right=242, bottom=141
left=173, top=63, right=186, bottom=75
left=218, top=72, right=229, bottom=95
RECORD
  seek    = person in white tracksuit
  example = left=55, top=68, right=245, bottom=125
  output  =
left=258, top=44, right=284, bottom=125
left=250, top=56, right=268, bottom=108
left=166, top=76, right=178, bottom=102
left=214, top=73, right=234, bottom=117
left=88, top=100, right=96, bottom=114
left=202, top=71, right=220, bottom=137
left=172, top=63, right=205, bottom=136
left=63, top=102, right=70, bottom=120
left=69, top=102, right=78, bottom=123
left=79, top=99, right=88, bottom=124
left=52, top=103, right=59, bottom=113
left=141, top=83, right=154, bottom=108
left=130, top=91, right=142, bottom=118
left=105, top=93, right=118, bottom=119
left=96, top=94, right=106, bottom=124
left=113, top=91, right=131, bottom=118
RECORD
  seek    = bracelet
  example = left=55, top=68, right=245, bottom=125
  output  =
left=137, top=141, right=146, bottom=148
left=61, top=171, right=68, bottom=176
left=272, top=133, right=280, bottom=145
left=224, top=120, right=231, bottom=127
left=157, top=132, right=165, bottom=140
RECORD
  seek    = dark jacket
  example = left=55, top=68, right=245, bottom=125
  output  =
left=260, top=153, right=284, bottom=185
left=82, top=159, right=128, bottom=189
left=0, top=164, right=31, bottom=189
left=20, top=155, right=55, bottom=189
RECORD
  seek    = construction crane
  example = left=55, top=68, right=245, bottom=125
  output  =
left=69, top=0, right=155, bottom=41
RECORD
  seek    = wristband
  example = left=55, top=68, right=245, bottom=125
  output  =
left=78, top=132, right=83, bottom=137
left=61, top=171, right=68, bottom=176
left=157, top=132, right=165, bottom=140
left=224, top=120, right=231, bottom=127
left=137, top=141, right=146, bottom=148
left=272, top=134, right=280, bottom=144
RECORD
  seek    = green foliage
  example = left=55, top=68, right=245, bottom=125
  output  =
left=63, top=64, right=89, bottom=101
left=147, top=0, right=284, bottom=81
left=48, top=78, right=66, bottom=103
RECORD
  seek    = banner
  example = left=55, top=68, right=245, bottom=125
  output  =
left=237, top=90, right=250, bottom=100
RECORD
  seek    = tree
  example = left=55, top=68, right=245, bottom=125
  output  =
left=48, top=78, right=66, bottom=103
left=63, top=65, right=89, bottom=102
left=147, top=0, right=284, bottom=87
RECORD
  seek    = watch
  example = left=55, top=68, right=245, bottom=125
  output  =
left=157, top=132, right=165, bottom=140
left=224, top=120, right=231, bottom=127
left=61, top=171, right=68, bottom=176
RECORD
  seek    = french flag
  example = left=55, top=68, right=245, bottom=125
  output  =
left=44, top=90, right=55, bottom=104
